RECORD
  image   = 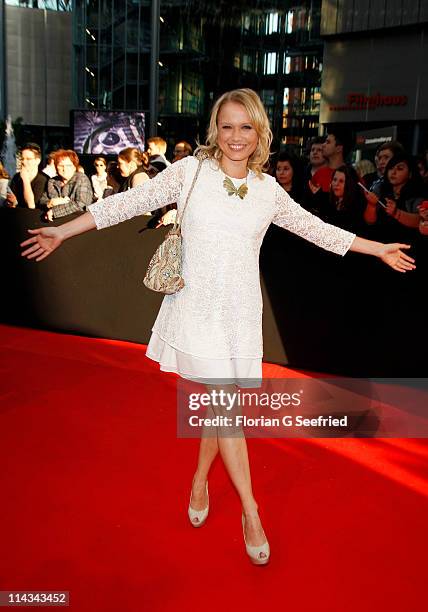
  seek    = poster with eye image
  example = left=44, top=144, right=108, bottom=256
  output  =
left=73, top=111, right=146, bottom=155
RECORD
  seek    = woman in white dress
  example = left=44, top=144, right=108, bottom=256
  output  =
left=20, top=89, right=415, bottom=565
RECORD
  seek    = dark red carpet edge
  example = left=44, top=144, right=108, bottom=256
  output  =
left=0, top=324, right=427, bottom=612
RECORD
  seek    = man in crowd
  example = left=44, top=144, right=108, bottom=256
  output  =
left=7, top=143, right=48, bottom=209
left=147, top=137, right=170, bottom=172
left=172, top=141, right=192, bottom=162
left=322, top=130, right=350, bottom=170
left=308, top=136, right=328, bottom=177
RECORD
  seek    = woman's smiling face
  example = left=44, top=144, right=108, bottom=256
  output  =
left=216, top=101, right=259, bottom=165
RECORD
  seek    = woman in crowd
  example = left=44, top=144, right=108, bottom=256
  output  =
left=117, top=148, right=157, bottom=192
left=21, top=89, right=415, bottom=566
left=0, top=162, right=9, bottom=206
left=366, top=140, right=404, bottom=194
left=364, top=153, right=426, bottom=241
left=40, top=149, right=93, bottom=220
left=91, top=157, right=108, bottom=201
left=274, top=151, right=304, bottom=202
left=103, top=161, right=123, bottom=197
left=327, top=165, right=366, bottom=233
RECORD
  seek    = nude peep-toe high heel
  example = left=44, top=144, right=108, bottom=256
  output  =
left=242, top=513, right=270, bottom=565
left=188, top=481, right=209, bottom=527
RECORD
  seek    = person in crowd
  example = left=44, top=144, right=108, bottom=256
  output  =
left=7, top=143, right=48, bottom=209
left=363, top=153, right=427, bottom=241
left=103, top=161, right=123, bottom=197
left=307, top=136, right=328, bottom=177
left=21, top=88, right=415, bottom=567
left=327, top=165, right=366, bottom=233
left=91, top=157, right=108, bottom=201
left=117, top=148, right=157, bottom=192
left=42, top=153, right=57, bottom=178
left=306, top=131, right=351, bottom=213
left=172, top=141, right=193, bottom=162
left=303, top=137, right=330, bottom=212
left=39, top=149, right=93, bottom=220
left=322, top=130, right=350, bottom=170
left=0, top=162, right=10, bottom=206
left=274, top=152, right=304, bottom=201
left=355, top=159, right=376, bottom=181
left=366, top=141, right=404, bottom=194
left=147, top=137, right=171, bottom=172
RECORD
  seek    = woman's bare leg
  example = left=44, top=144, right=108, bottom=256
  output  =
left=206, top=383, right=267, bottom=548
left=215, top=433, right=266, bottom=548
left=190, top=402, right=219, bottom=512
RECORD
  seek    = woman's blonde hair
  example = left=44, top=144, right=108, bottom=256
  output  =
left=195, top=88, right=272, bottom=177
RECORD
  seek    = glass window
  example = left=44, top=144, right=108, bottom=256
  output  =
left=285, top=10, right=294, bottom=34
left=266, top=12, right=279, bottom=35
left=264, top=52, right=277, bottom=75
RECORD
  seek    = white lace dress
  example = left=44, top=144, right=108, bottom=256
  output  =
left=88, top=156, right=356, bottom=386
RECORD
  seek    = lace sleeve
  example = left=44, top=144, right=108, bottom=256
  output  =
left=272, top=182, right=356, bottom=256
left=87, top=157, right=188, bottom=230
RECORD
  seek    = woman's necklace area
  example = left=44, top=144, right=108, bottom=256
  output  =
left=221, top=166, right=249, bottom=200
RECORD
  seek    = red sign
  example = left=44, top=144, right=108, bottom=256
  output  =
left=330, top=93, right=408, bottom=111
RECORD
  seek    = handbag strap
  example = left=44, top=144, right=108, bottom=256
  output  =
left=172, top=155, right=206, bottom=232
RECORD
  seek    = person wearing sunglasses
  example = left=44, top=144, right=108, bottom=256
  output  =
left=91, top=157, right=108, bottom=202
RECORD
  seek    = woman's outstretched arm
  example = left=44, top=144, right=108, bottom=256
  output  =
left=272, top=183, right=416, bottom=273
left=348, top=236, right=415, bottom=272
left=20, top=157, right=191, bottom=262
left=20, top=211, right=97, bottom=261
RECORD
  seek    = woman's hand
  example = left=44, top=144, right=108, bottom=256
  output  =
left=20, top=226, right=65, bottom=262
left=378, top=243, right=415, bottom=273
left=385, top=198, right=397, bottom=217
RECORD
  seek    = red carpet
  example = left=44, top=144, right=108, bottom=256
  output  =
left=0, top=324, right=427, bottom=611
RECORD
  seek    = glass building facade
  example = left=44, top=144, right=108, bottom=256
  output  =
left=5, top=0, right=71, bottom=9
left=73, top=0, right=323, bottom=151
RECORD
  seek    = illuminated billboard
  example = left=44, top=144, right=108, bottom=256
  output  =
left=73, top=111, right=145, bottom=155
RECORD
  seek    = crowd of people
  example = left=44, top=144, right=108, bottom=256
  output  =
left=0, top=138, right=193, bottom=223
left=272, top=133, right=428, bottom=244
left=2, top=132, right=428, bottom=246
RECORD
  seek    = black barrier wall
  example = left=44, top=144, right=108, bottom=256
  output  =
left=1, top=208, right=426, bottom=377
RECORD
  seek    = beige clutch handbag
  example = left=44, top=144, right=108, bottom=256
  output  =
left=143, top=155, right=205, bottom=294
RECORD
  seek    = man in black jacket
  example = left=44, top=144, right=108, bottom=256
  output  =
left=7, top=143, right=48, bottom=209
